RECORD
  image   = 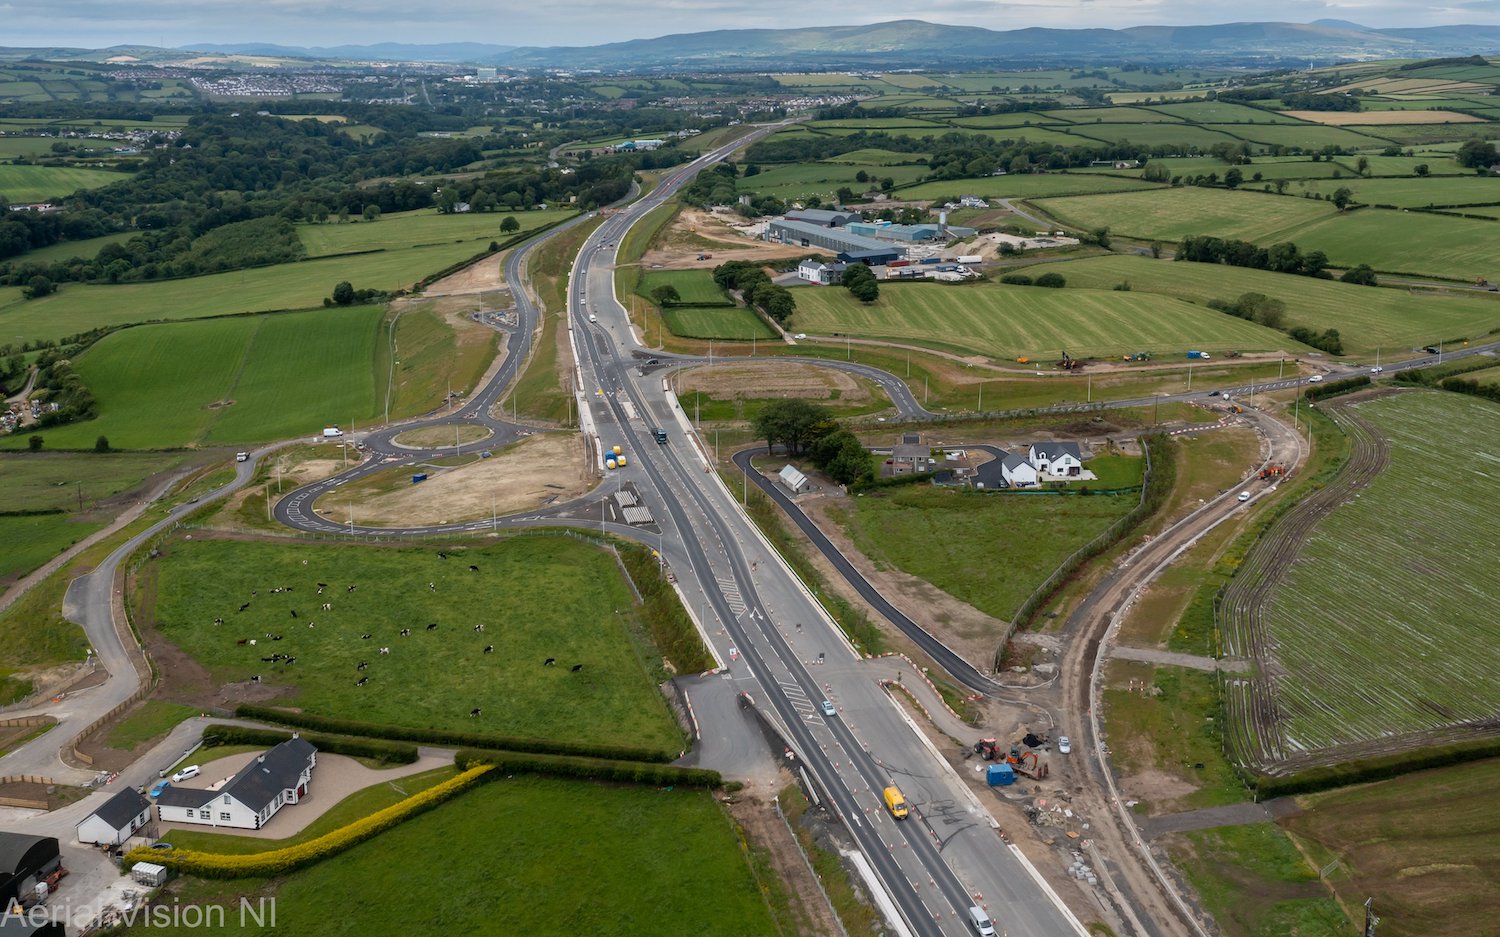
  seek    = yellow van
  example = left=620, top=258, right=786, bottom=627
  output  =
left=882, top=785, right=909, bottom=820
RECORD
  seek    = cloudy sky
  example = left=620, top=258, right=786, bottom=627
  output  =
left=3, top=0, right=1497, bottom=49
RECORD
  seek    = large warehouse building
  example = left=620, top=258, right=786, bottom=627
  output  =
left=767, top=219, right=907, bottom=259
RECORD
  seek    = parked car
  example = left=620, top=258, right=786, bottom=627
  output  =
left=794, top=333, right=807, bottom=339
left=149, top=842, right=174, bottom=850
left=1057, top=736, right=1071, bottom=754
left=148, top=780, right=171, bottom=798
left=171, top=765, right=201, bottom=783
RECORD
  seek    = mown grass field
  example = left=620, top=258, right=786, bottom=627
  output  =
left=15, top=230, right=138, bottom=265
left=788, top=281, right=1289, bottom=360
left=144, top=536, right=685, bottom=752
left=0, top=164, right=124, bottom=201
left=0, top=514, right=103, bottom=584
left=1279, top=207, right=1500, bottom=281
left=830, top=474, right=1140, bottom=622
left=1167, top=823, right=1347, bottom=937
left=1262, top=391, right=1500, bottom=751
left=298, top=208, right=574, bottom=257
left=4, top=306, right=385, bottom=450
left=126, top=777, right=779, bottom=937
left=0, top=238, right=512, bottom=345
left=662, top=306, right=776, bottom=340
left=637, top=269, right=729, bottom=306
left=1293, top=175, right=1500, bottom=208
left=1282, top=758, right=1500, bottom=937
left=1032, top=186, right=1337, bottom=244
left=895, top=173, right=1161, bottom=201
left=1047, top=254, right=1500, bottom=356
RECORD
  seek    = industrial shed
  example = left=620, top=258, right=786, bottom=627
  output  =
left=0, top=833, right=61, bottom=912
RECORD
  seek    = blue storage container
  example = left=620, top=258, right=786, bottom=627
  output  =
left=412, top=473, right=428, bottom=484
left=987, top=763, right=1015, bottom=787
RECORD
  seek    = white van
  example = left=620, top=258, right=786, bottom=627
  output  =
left=968, top=906, right=997, bottom=937
left=588, top=313, right=597, bottom=323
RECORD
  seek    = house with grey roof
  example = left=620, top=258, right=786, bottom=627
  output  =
left=76, top=788, right=153, bottom=846
left=156, top=737, right=316, bottom=831
left=999, top=452, right=1040, bottom=487
left=1028, top=441, right=1084, bottom=477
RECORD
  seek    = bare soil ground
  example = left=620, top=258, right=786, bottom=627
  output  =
left=341, top=433, right=593, bottom=526
left=1279, top=109, right=1486, bottom=125
left=422, top=253, right=507, bottom=294
left=640, top=208, right=821, bottom=270
left=678, top=362, right=872, bottom=404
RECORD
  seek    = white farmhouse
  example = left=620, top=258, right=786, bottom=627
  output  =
left=155, top=737, right=316, bottom=831
left=1028, top=441, right=1084, bottom=477
left=76, top=788, right=153, bottom=846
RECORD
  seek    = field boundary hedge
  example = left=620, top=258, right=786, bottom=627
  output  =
left=233, top=704, right=674, bottom=763
left=201, top=723, right=419, bottom=765
left=454, top=748, right=724, bottom=788
left=1246, top=733, right=1500, bottom=799
left=125, top=764, right=494, bottom=878
left=1303, top=374, right=1370, bottom=401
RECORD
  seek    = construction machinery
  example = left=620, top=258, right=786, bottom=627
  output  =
left=1122, top=351, right=1152, bottom=362
left=972, top=738, right=1049, bottom=779
left=1259, top=464, right=1285, bottom=480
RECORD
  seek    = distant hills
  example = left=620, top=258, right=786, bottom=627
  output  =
left=6, top=20, right=1500, bottom=70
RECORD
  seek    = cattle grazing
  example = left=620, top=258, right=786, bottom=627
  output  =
left=469, top=708, right=481, bottom=717
left=238, top=603, right=251, bottom=613
left=356, top=676, right=369, bottom=687
left=289, top=609, right=298, bottom=618
left=284, top=657, right=296, bottom=665
left=356, top=661, right=368, bottom=671
left=428, top=582, right=436, bottom=591
left=271, top=587, right=282, bottom=594
left=236, top=638, right=249, bottom=646
left=321, top=603, right=332, bottom=611
left=309, top=621, right=316, bottom=629
left=469, top=564, right=479, bottom=572
left=360, top=633, right=372, bottom=640
left=347, top=585, right=357, bottom=592
left=426, top=622, right=438, bottom=631
left=249, top=639, right=258, bottom=646
left=571, top=664, right=584, bottom=672
left=379, top=647, right=390, bottom=655
left=483, top=645, right=494, bottom=654
left=271, top=635, right=283, bottom=641
left=213, top=617, right=224, bottom=626
left=437, top=552, right=447, bottom=560
left=261, top=656, right=275, bottom=662
left=400, top=628, right=411, bottom=637
left=474, top=623, right=485, bottom=633
left=251, top=675, right=262, bottom=683
left=544, top=657, right=556, bottom=666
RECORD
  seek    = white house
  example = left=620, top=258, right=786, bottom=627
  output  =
left=797, top=260, right=846, bottom=285
left=155, top=737, right=316, bottom=831
left=998, top=452, right=1039, bottom=488
left=76, top=788, right=153, bottom=846
left=1028, top=441, right=1084, bottom=477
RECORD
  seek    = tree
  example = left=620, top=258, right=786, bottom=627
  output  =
left=826, top=435, right=874, bottom=486
left=1456, top=139, right=1498, bottom=169
left=1089, top=227, right=1111, bottom=249
left=854, top=170, right=869, bottom=184
left=849, top=278, right=879, bottom=303
left=499, top=215, right=520, bottom=234
left=1034, top=272, right=1067, bottom=288
left=1414, top=164, right=1430, bottom=177
left=1340, top=264, right=1378, bottom=286
left=1330, top=187, right=1354, bottom=211
left=649, top=284, right=680, bottom=307
left=1274, top=179, right=1289, bottom=195
left=1223, top=168, right=1243, bottom=189
left=28, top=434, right=42, bottom=451
left=24, top=275, right=54, bottom=299
left=879, top=177, right=894, bottom=191
left=753, top=399, right=832, bottom=455
left=835, top=187, right=856, bottom=204
left=332, top=281, right=355, bottom=306
left=1356, top=156, right=1370, bottom=176
left=94, top=435, right=110, bottom=453
left=362, top=205, right=381, bottom=222
left=1149, top=241, right=1163, bottom=259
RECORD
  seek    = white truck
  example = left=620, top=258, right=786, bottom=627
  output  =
left=957, top=255, right=983, bottom=264
left=322, top=426, right=343, bottom=438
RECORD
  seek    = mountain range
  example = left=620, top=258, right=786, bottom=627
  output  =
left=186, top=20, right=1500, bottom=69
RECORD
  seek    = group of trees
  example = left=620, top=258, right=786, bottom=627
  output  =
left=1457, top=139, right=1498, bottom=170
left=751, top=399, right=872, bottom=487
left=1176, top=236, right=1335, bottom=278
left=29, top=347, right=97, bottom=428
left=1205, top=290, right=1344, bottom=354
left=840, top=263, right=879, bottom=303
left=711, top=260, right=795, bottom=323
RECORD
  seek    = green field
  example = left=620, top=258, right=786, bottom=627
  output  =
left=0, top=164, right=124, bottom=201
left=1047, top=255, right=1500, bottom=356
left=830, top=476, right=1140, bottom=622
left=127, top=777, right=778, bottom=937
left=1167, top=823, right=1347, bottom=937
left=822, top=147, right=930, bottom=165
left=896, top=173, right=1162, bottom=201
left=5, top=307, right=385, bottom=450
left=1032, top=187, right=1337, bottom=243
left=0, top=513, right=102, bottom=584
left=740, top=161, right=928, bottom=200
left=1143, top=101, right=1304, bottom=123
left=1283, top=758, right=1500, bottom=937
left=662, top=306, right=776, bottom=340
left=1294, top=175, right=1500, bottom=208
left=13, top=230, right=139, bottom=265
left=1207, top=123, right=1391, bottom=150
left=1258, top=392, right=1500, bottom=751
left=1040, top=106, right=1184, bottom=123
left=789, top=281, right=1290, bottom=360
left=1275, top=207, right=1500, bottom=281
left=637, top=269, right=730, bottom=306
left=1064, top=123, right=1246, bottom=149
left=298, top=208, right=574, bottom=257
left=146, top=536, right=685, bottom=752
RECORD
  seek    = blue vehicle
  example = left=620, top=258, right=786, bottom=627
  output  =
left=148, top=779, right=171, bottom=798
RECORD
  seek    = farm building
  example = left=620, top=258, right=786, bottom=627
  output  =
left=155, top=737, right=316, bottom=831
left=76, top=788, right=154, bottom=846
left=0, top=914, right=66, bottom=936
left=797, top=260, right=846, bottom=285
left=784, top=208, right=860, bottom=227
left=768, top=219, right=906, bottom=260
left=846, top=221, right=977, bottom=242
left=1029, top=441, right=1084, bottom=477
left=0, top=833, right=61, bottom=912
left=777, top=464, right=811, bottom=494
left=839, top=248, right=903, bottom=266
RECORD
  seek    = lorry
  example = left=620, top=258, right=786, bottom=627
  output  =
left=957, top=255, right=983, bottom=264
left=1186, top=350, right=1210, bottom=360
left=882, top=785, right=909, bottom=819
